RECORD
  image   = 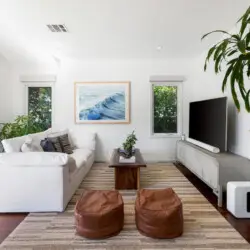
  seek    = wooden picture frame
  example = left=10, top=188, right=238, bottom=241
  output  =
left=74, top=82, right=130, bottom=124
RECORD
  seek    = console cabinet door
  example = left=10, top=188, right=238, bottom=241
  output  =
left=177, top=142, right=202, bottom=177
left=201, top=159, right=219, bottom=189
left=177, top=142, right=218, bottom=189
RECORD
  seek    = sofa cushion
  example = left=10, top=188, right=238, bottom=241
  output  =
left=21, top=136, right=43, bottom=152
left=29, top=129, right=52, bottom=141
left=2, top=129, right=51, bottom=153
left=69, top=148, right=93, bottom=169
left=59, top=134, right=73, bottom=154
left=47, top=128, right=96, bottom=151
left=68, top=156, right=77, bottom=173
left=48, top=129, right=74, bottom=147
left=40, top=138, right=56, bottom=152
left=48, top=137, right=63, bottom=152
left=0, top=152, right=69, bottom=166
left=2, top=135, right=28, bottom=153
left=47, top=130, right=73, bottom=154
left=68, top=129, right=96, bottom=151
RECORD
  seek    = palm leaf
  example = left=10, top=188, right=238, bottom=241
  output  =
left=230, top=72, right=241, bottom=111
left=207, top=45, right=216, bottom=60
left=247, top=64, right=250, bottom=77
left=215, top=53, right=223, bottom=73
left=245, top=90, right=250, bottom=112
left=202, top=5, right=250, bottom=112
left=239, top=53, right=250, bottom=61
left=226, top=49, right=237, bottom=57
left=239, top=13, right=249, bottom=37
left=245, top=33, right=250, bottom=46
left=213, top=40, right=228, bottom=60
left=227, top=57, right=238, bottom=65
left=231, top=34, right=241, bottom=41
left=237, top=40, right=246, bottom=53
left=237, top=6, right=250, bottom=23
left=204, top=46, right=216, bottom=71
left=222, top=64, right=234, bottom=92
left=201, top=30, right=230, bottom=40
left=236, top=65, right=246, bottom=100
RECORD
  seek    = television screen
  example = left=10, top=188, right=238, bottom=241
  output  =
left=189, top=97, right=227, bottom=151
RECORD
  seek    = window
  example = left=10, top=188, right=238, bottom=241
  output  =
left=26, top=85, right=53, bottom=131
left=151, top=82, right=182, bottom=136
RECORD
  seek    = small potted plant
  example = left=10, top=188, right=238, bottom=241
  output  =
left=119, top=131, right=137, bottom=158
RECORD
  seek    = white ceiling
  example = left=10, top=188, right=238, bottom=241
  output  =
left=0, top=0, right=249, bottom=62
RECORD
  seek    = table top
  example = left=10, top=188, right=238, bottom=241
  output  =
left=109, top=148, right=147, bottom=168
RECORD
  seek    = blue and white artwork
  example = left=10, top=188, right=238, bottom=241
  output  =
left=75, top=82, right=130, bottom=123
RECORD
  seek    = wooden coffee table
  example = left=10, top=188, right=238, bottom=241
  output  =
left=109, top=148, right=146, bottom=190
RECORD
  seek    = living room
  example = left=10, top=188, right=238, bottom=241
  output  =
left=0, top=0, right=250, bottom=249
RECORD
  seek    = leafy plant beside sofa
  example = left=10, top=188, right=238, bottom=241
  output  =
left=0, top=115, right=46, bottom=140
left=202, top=6, right=250, bottom=112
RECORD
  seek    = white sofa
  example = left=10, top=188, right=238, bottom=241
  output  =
left=0, top=129, right=96, bottom=212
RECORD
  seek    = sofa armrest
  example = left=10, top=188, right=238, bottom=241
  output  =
left=0, top=152, right=69, bottom=166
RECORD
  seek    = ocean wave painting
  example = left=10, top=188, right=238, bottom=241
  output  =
left=75, top=82, right=130, bottom=124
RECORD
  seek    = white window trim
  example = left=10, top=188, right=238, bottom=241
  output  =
left=25, top=82, right=55, bottom=127
left=150, top=82, right=182, bottom=138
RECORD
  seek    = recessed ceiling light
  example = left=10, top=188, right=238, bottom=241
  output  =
left=157, top=46, right=163, bottom=51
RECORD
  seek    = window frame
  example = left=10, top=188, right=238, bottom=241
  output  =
left=150, top=82, right=182, bottom=138
left=25, top=82, right=55, bottom=127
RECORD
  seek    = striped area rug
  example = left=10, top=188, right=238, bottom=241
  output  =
left=1, top=163, right=249, bottom=250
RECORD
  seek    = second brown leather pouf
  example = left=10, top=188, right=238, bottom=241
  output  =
left=75, top=190, right=124, bottom=239
left=135, top=188, right=183, bottom=239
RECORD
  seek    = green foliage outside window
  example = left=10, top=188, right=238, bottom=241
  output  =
left=0, top=115, right=43, bottom=140
left=0, top=87, right=52, bottom=141
left=153, top=85, right=177, bottom=133
left=28, top=87, right=52, bottom=131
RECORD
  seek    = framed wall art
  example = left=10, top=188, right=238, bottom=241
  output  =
left=74, top=82, right=130, bottom=124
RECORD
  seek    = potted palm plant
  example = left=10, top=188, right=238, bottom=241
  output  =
left=202, top=6, right=250, bottom=112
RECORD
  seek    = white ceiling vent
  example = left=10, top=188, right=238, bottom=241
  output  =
left=47, top=24, right=68, bottom=32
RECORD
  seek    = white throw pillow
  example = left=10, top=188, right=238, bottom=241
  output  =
left=1, top=128, right=52, bottom=153
left=47, top=129, right=69, bottom=138
left=29, top=128, right=52, bottom=141
left=21, top=136, right=43, bottom=152
left=2, top=135, right=28, bottom=153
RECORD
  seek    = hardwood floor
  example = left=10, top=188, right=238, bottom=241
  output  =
left=0, top=213, right=27, bottom=244
left=0, top=163, right=250, bottom=245
left=175, top=162, right=250, bottom=244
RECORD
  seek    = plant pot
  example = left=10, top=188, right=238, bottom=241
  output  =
left=118, top=148, right=135, bottom=159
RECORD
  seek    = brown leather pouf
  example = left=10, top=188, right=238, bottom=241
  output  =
left=75, top=190, right=124, bottom=239
left=135, top=188, right=183, bottom=239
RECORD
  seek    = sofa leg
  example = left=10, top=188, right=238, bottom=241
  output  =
left=217, top=186, right=223, bottom=207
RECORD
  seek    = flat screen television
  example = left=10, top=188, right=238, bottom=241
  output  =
left=189, top=97, right=227, bottom=151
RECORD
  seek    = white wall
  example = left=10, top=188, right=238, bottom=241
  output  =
left=4, top=58, right=191, bottom=162
left=0, top=54, right=12, bottom=122
left=2, top=53, right=249, bottom=160
left=183, top=53, right=250, bottom=159
left=2, top=52, right=249, bottom=161
left=7, top=60, right=59, bottom=119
